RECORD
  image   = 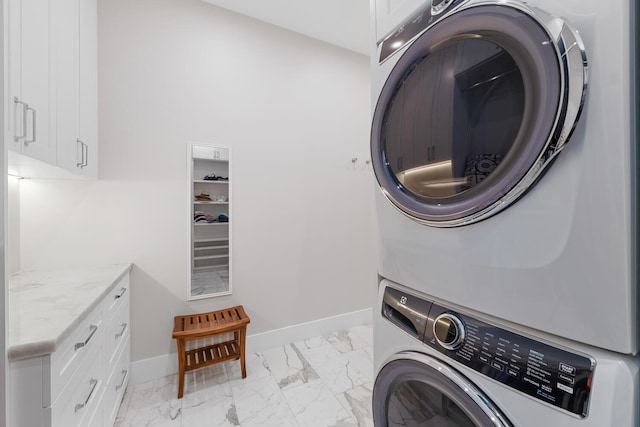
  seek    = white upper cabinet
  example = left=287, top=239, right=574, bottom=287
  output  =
left=8, top=0, right=56, bottom=164
left=77, top=0, right=99, bottom=179
left=54, top=0, right=80, bottom=174
left=55, top=0, right=99, bottom=179
left=374, top=0, right=426, bottom=42
left=6, top=0, right=98, bottom=179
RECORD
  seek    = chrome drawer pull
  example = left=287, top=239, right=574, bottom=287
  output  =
left=25, top=106, right=36, bottom=144
left=115, top=323, right=127, bottom=339
left=75, top=325, right=98, bottom=350
left=114, top=287, right=127, bottom=299
left=74, top=378, right=98, bottom=412
left=13, top=97, right=27, bottom=142
left=116, top=369, right=128, bottom=391
left=76, top=139, right=88, bottom=168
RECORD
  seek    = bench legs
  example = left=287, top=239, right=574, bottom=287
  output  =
left=175, top=326, right=247, bottom=398
left=176, top=338, right=186, bottom=399
left=238, top=328, right=247, bottom=378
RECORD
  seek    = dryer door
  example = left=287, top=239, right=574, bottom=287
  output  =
left=374, top=353, right=512, bottom=427
left=371, top=1, right=587, bottom=227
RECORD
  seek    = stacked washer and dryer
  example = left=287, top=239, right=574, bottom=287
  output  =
left=370, top=0, right=639, bottom=425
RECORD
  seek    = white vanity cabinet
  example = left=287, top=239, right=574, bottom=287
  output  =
left=101, top=279, right=131, bottom=427
left=374, top=0, right=426, bottom=42
left=8, top=265, right=132, bottom=427
left=6, top=0, right=98, bottom=179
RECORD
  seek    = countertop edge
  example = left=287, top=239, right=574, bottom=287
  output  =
left=8, top=263, right=134, bottom=362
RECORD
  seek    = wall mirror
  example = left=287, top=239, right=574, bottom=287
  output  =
left=188, top=143, right=231, bottom=299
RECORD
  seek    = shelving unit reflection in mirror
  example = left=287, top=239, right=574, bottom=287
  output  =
left=188, top=143, right=231, bottom=300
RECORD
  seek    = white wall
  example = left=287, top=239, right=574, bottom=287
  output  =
left=16, top=0, right=376, bottom=362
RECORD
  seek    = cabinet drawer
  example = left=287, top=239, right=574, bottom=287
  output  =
left=103, top=274, right=130, bottom=324
left=47, top=305, right=104, bottom=405
left=103, top=336, right=130, bottom=427
left=105, top=293, right=130, bottom=372
left=84, top=403, right=103, bottom=427
left=48, top=343, right=104, bottom=427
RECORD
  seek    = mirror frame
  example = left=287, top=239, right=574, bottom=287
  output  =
left=187, top=142, right=232, bottom=300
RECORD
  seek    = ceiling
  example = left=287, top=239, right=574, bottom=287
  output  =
left=200, top=0, right=371, bottom=56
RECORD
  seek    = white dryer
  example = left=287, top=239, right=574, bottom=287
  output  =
left=370, top=0, right=638, bottom=354
left=373, top=280, right=640, bottom=426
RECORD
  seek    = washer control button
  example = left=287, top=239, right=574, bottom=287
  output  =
left=433, top=313, right=465, bottom=350
left=491, top=361, right=505, bottom=372
left=559, top=362, right=577, bottom=376
left=507, top=368, right=520, bottom=378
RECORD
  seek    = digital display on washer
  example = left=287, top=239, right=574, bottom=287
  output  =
left=424, top=304, right=595, bottom=417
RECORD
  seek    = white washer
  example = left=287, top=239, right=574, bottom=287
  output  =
left=373, top=280, right=640, bottom=426
left=370, top=0, right=638, bottom=354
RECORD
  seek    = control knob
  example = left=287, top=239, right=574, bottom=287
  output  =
left=433, top=313, right=465, bottom=350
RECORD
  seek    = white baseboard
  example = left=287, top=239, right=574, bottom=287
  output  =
left=129, top=307, right=372, bottom=385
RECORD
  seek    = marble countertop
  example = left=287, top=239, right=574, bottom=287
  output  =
left=8, top=263, right=133, bottom=361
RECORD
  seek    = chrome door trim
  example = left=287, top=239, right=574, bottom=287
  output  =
left=372, top=0, right=588, bottom=227
left=378, top=351, right=513, bottom=427
left=449, top=2, right=588, bottom=227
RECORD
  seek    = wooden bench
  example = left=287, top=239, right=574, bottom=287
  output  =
left=172, top=305, right=250, bottom=398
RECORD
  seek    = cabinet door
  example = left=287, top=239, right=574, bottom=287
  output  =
left=7, top=0, right=23, bottom=152
left=15, top=0, right=56, bottom=164
left=375, top=0, right=425, bottom=42
left=77, top=0, right=99, bottom=179
left=54, top=0, right=81, bottom=173
left=54, top=0, right=98, bottom=179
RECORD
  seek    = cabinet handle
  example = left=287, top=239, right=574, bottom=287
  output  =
left=75, top=378, right=98, bottom=413
left=76, top=139, right=84, bottom=167
left=115, top=369, right=128, bottom=391
left=76, top=139, right=88, bottom=168
left=75, top=324, right=98, bottom=350
left=115, top=323, right=128, bottom=339
left=114, top=287, right=127, bottom=299
left=13, top=97, right=27, bottom=142
left=25, top=106, right=36, bottom=144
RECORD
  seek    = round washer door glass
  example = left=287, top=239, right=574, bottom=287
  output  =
left=371, top=2, right=587, bottom=226
left=373, top=355, right=512, bottom=427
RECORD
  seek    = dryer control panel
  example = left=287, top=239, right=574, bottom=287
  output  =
left=382, top=286, right=595, bottom=417
left=378, top=0, right=466, bottom=63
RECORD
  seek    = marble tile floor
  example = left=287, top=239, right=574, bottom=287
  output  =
left=191, top=268, right=229, bottom=296
left=114, top=324, right=374, bottom=427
